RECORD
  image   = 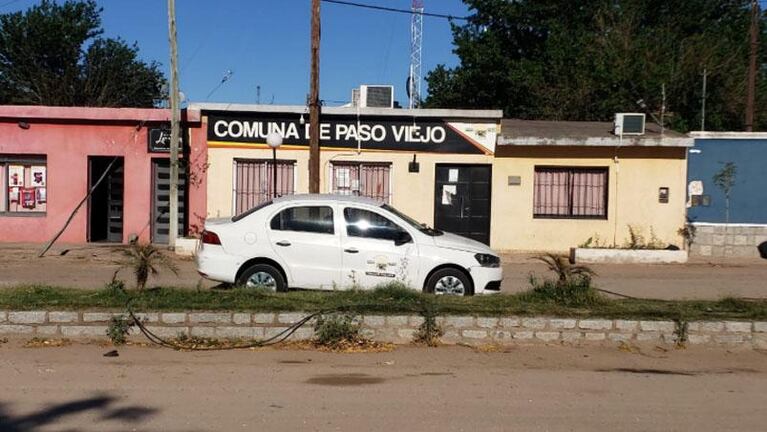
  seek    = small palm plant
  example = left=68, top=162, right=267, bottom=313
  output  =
left=532, top=253, right=596, bottom=285
left=123, top=242, right=179, bottom=290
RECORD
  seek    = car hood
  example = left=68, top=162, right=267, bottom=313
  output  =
left=431, top=231, right=495, bottom=254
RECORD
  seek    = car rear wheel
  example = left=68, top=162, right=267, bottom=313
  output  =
left=424, top=268, right=473, bottom=296
left=237, top=264, right=287, bottom=292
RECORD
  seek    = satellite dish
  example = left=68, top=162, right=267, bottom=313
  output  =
left=179, top=91, right=187, bottom=103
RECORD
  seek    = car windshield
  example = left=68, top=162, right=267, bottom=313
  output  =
left=231, top=200, right=273, bottom=222
left=382, top=204, right=443, bottom=236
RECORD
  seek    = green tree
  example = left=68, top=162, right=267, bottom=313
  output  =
left=713, top=161, right=738, bottom=223
left=425, top=0, right=767, bottom=132
left=0, top=0, right=165, bottom=107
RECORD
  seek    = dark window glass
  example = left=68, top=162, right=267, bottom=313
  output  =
left=270, top=206, right=334, bottom=234
left=344, top=207, right=404, bottom=241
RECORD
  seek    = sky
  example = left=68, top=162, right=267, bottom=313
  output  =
left=0, top=0, right=471, bottom=106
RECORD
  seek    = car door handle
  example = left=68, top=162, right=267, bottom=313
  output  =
left=275, top=240, right=291, bottom=247
left=344, top=248, right=359, bottom=254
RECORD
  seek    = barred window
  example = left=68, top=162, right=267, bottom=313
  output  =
left=331, top=162, right=391, bottom=203
left=233, top=159, right=295, bottom=216
left=533, top=167, right=608, bottom=218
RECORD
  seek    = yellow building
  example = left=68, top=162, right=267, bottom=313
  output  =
left=494, top=120, right=692, bottom=251
left=193, top=104, right=692, bottom=252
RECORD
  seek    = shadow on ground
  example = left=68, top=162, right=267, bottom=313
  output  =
left=0, top=394, right=157, bottom=431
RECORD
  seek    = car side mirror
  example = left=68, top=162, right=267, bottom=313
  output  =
left=394, top=231, right=412, bottom=246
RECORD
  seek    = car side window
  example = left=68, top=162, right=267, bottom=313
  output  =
left=344, top=207, right=404, bottom=241
left=270, top=206, right=334, bottom=234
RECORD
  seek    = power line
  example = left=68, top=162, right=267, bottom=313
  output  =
left=321, top=0, right=467, bottom=21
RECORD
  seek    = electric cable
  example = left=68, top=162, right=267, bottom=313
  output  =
left=321, top=0, right=468, bottom=21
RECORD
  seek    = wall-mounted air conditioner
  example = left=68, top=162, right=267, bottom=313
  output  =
left=614, top=113, right=646, bottom=136
left=354, top=85, right=394, bottom=108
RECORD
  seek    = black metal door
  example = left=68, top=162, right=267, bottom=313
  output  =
left=434, top=164, right=492, bottom=244
left=106, top=164, right=124, bottom=242
left=152, top=159, right=187, bottom=244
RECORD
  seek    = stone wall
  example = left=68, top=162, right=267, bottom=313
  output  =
left=1, top=310, right=766, bottom=349
left=689, top=223, right=767, bottom=258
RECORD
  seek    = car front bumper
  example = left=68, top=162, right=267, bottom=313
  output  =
left=468, top=265, right=503, bottom=295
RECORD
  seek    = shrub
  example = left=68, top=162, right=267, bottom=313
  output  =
left=106, top=315, right=135, bottom=345
left=313, top=313, right=363, bottom=348
left=532, top=253, right=596, bottom=285
left=122, top=242, right=179, bottom=290
left=524, top=275, right=605, bottom=307
left=413, top=301, right=443, bottom=346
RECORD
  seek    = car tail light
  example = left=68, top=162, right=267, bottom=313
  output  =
left=201, top=230, right=221, bottom=245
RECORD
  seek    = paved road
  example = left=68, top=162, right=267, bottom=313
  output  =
left=0, top=342, right=765, bottom=431
left=1, top=244, right=766, bottom=299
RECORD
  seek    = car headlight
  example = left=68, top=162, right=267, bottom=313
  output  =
left=474, top=253, right=500, bottom=268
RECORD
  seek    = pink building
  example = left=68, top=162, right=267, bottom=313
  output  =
left=0, top=106, right=206, bottom=244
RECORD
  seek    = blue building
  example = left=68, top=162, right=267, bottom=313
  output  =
left=687, top=132, right=767, bottom=258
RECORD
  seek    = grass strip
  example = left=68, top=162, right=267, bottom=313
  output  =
left=0, top=284, right=765, bottom=321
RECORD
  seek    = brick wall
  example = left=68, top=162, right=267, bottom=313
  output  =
left=1, top=310, right=766, bottom=349
left=689, top=223, right=767, bottom=258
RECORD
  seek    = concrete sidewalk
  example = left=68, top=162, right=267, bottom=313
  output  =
left=0, top=244, right=765, bottom=300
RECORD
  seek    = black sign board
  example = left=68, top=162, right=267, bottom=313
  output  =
left=148, top=128, right=189, bottom=153
left=206, top=113, right=490, bottom=154
left=148, top=128, right=172, bottom=152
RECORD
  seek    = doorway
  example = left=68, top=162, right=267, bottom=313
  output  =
left=88, top=156, right=124, bottom=242
left=434, top=164, right=492, bottom=245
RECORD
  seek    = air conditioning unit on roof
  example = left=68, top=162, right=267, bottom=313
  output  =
left=614, top=113, right=646, bottom=136
left=352, top=85, right=394, bottom=108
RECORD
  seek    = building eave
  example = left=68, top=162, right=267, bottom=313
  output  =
left=497, top=136, right=694, bottom=148
left=190, top=102, right=503, bottom=120
left=0, top=105, right=201, bottom=123
left=689, top=131, right=767, bottom=140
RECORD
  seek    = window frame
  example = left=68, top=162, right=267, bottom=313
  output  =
left=232, top=158, right=297, bottom=216
left=532, top=166, right=609, bottom=220
left=342, top=206, right=408, bottom=242
left=0, top=155, right=48, bottom=217
left=329, top=161, right=392, bottom=203
left=269, top=205, right=336, bottom=235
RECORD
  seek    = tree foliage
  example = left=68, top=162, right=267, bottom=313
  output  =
left=0, top=0, right=165, bottom=107
left=425, top=0, right=767, bottom=131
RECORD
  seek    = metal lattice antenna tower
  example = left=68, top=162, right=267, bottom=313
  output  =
left=409, top=0, right=423, bottom=109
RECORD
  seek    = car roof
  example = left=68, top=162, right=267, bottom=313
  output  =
left=273, top=194, right=385, bottom=207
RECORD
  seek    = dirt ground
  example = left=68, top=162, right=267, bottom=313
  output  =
left=0, top=243, right=765, bottom=299
left=0, top=341, right=765, bottom=431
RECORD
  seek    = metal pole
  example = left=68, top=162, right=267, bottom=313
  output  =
left=309, top=0, right=321, bottom=193
left=745, top=0, right=759, bottom=132
left=167, top=0, right=180, bottom=249
left=272, top=147, right=278, bottom=198
left=701, top=68, right=707, bottom=131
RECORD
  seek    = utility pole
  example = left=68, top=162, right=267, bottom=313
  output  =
left=167, top=0, right=180, bottom=249
left=308, top=0, right=321, bottom=193
left=701, top=68, right=707, bottom=131
left=745, top=0, right=759, bottom=132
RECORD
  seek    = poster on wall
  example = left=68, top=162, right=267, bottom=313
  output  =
left=9, top=187, right=19, bottom=203
left=31, top=166, right=46, bottom=186
left=36, top=187, right=47, bottom=203
left=8, top=165, right=24, bottom=186
left=21, top=188, right=35, bottom=208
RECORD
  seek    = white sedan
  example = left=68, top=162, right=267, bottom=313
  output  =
left=196, top=194, right=502, bottom=296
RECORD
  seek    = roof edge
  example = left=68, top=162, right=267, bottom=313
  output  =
left=190, top=102, right=503, bottom=120
left=0, top=105, right=201, bottom=123
left=689, top=131, right=767, bottom=139
left=497, top=136, right=694, bottom=148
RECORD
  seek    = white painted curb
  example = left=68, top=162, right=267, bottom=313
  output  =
left=571, top=248, right=688, bottom=264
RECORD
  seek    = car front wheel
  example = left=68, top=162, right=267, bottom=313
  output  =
left=237, top=264, right=287, bottom=292
left=424, top=268, right=473, bottom=296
